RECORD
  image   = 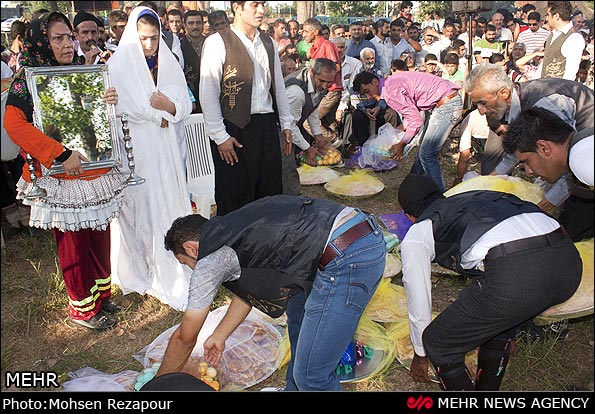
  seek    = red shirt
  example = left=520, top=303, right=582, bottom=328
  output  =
left=308, top=35, right=343, bottom=91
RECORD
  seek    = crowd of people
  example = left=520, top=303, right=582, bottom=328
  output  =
left=1, top=1, right=593, bottom=392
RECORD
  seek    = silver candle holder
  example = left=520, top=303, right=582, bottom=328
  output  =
left=120, top=113, right=145, bottom=186
left=24, top=153, right=47, bottom=199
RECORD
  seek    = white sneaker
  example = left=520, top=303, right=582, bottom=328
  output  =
left=260, top=387, right=284, bottom=392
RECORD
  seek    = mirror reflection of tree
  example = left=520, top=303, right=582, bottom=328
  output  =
left=36, top=71, right=110, bottom=162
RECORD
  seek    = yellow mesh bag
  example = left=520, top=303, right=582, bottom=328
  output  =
left=386, top=317, right=478, bottom=380
left=363, top=278, right=408, bottom=322
left=297, top=164, right=341, bottom=185
left=345, top=316, right=397, bottom=382
left=383, top=252, right=402, bottom=278
left=536, top=238, right=594, bottom=324
left=324, top=169, right=384, bottom=198
left=444, top=175, right=544, bottom=205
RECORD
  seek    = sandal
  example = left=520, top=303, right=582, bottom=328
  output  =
left=69, top=312, right=117, bottom=331
left=102, top=299, right=123, bottom=314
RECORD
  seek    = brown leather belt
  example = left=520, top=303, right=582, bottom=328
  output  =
left=435, top=90, right=460, bottom=108
left=484, top=227, right=566, bottom=264
left=319, top=220, right=374, bottom=270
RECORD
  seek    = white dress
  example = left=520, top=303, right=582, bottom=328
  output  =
left=107, top=6, right=193, bottom=310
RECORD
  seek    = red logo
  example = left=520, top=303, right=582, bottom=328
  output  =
left=407, top=395, right=434, bottom=411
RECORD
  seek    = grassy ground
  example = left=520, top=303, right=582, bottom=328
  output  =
left=1, top=141, right=593, bottom=392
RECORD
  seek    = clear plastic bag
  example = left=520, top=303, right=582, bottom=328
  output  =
left=133, top=305, right=286, bottom=391
left=363, top=123, right=404, bottom=158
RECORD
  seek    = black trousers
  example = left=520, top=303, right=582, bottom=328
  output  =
left=423, top=234, right=582, bottom=367
left=350, top=107, right=401, bottom=147
left=558, top=195, right=595, bottom=242
left=210, top=114, right=282, bottom=216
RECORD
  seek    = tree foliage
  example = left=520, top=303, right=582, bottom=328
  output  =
left=20, top=1, right=70, bottom=14
left=326, top=1, right=375, bottom=17
left=36, top=71, right=110, bottom=160
left=416, top=1, right=451, bottom=20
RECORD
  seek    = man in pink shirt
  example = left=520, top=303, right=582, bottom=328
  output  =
left=380, top=70, right=462, bottom=192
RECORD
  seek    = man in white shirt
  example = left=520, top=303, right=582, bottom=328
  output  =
left=397, top=174, right=581, bottom=390
left=370, top=19, right=391, bottom=76
left=540, top=1, right=585, bottom=80
left=199, top=1, right=293, bottom=215
left=282, top=58, right=337, bottom=194
left=330, top=35, right=362, bottom=147
left=490, top=12, right=513, bottom=42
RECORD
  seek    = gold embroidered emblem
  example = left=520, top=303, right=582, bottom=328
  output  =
left=221, top=65, right=244, bottom=110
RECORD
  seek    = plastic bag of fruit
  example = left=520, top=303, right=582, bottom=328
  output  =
left=134, top=305, right=285, bottom=391
left=298, top=147, right=343, bottom=166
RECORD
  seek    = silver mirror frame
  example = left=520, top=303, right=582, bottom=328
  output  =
left=25, top=64, right=121, bottom=175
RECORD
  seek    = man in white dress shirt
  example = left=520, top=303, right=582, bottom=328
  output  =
left=397, top=174, right=581, bottom=390
left=282, top=58, right=337, bottom=195
left=199, top=1, right=293, bottom=215
left=540, top=1, right=585, bottom=80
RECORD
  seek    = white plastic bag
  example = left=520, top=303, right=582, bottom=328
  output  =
left=62, top=367, right=139, bottom=391
left=364, top=123, right=404, bottom=158
left=134, top=305, right=286, bottom=391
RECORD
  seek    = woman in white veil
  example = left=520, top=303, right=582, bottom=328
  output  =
left=108, top=6, right=193, bottom=310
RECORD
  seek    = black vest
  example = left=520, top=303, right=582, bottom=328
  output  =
left=568, top=127, right=595, bottom=200
left=541, top=28, right=574, bottom=79
left=218, top=28, right=278, bottom=128
left=284, top=67, right=326, bottom=142
left=417, top=191, right=543, bottom=277
left=198, top=195, right=344, bottom=317
left=516, top=79, right=595, bottom=132
left=180, top=36, right=204, bottom=113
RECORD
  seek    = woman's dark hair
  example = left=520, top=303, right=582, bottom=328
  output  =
left=405, top=192, right=444, bottom=218
left=164, top=214, right=209, bottom=256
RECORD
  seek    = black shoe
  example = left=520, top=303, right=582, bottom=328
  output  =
left=516, top=320, right=569, bottom=342
left=69, top=312, right=117, bottom=331
left=102, top=299, right=123, bottom=314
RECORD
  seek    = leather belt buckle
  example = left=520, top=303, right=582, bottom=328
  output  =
left=435, top=90, right=459, bottom=108
left=318, top=220, right=374, bottom=271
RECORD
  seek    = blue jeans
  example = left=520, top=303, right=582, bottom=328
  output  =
left=410, top=95, right=463, bottom=192
left=284, top=215, right=385, bottom=390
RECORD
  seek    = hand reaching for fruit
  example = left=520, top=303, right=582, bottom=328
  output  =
left=198, top=361, right=220, bottom=391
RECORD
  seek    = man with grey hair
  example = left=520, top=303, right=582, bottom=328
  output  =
left=360, top=47, right=384, bottom=78
left=331, top=35, right=362, bottom=148
left=466, top=63, right=594, bottom=242
left=301, top=17, right=343, bottom=147
left=282, top=58, right=338, bottom=195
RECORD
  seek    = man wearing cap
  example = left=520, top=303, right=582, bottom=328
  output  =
left=73, top=10, right=104, bottom=64
left=397, top=174, right=581, bottom=390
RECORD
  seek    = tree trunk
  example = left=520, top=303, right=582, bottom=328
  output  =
left=297, top=1, right=316, bottom=23
left=48, top=1, right=59, bottom=11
